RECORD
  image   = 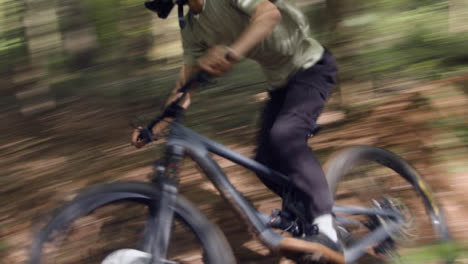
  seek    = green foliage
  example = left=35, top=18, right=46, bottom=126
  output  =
left=363, top=0, right=444, bottom=11
left=0, top=239, right=8, bottom=258
left=351, top=1, right=468, bottom=80
left=390, top=241, right=463, bottom=263
left=430, top=115, right=468, bottom=146
left=82, top=0, right=151, bottom=56
left=83, top=0, right=120, bottom=51
left=0, top=0, right=27, bottom=68
left=1, top=0, right=467, bottom=102
left=454, top=125, right=468, bottom=145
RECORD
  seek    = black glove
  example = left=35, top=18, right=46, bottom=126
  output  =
left=144, top=103, right=184, bottom=140
left=137, top=127, right=154, bottom=143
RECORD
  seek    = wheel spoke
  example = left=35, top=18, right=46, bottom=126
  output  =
left=326, top=146, right=453, bottom=263
left=345, top=220, right=402, bottom=263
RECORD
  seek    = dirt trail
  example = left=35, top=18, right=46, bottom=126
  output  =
left=0, top=75, right=467, bottom=263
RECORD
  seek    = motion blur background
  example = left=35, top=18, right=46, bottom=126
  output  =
left=0, top=0, right=467, bottom=263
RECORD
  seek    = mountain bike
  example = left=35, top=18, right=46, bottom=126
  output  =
left=30, top=72, right=453, bottom=264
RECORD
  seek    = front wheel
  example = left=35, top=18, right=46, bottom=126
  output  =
left=30, top=182, right=236, bottom=264
left=326, top=146, right=453, bottom=263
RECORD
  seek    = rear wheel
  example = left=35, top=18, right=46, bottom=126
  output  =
left=326, top=146, right=453, bottom=263
left=30, top=182, right=236, bottom=264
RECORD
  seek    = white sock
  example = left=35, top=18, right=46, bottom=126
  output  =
left=313, top=214, right=338, bottom=243
left=101, top=249, right=151, bottom=264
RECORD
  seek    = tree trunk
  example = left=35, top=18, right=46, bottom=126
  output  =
left=449, top=0, right=468, bottom=33
left=59, top=0, right=98, bottom=69
left=14, top=0, right=62, bottom=115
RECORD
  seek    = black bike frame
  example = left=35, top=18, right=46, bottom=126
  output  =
left=150, top=121, right=405, bottom=264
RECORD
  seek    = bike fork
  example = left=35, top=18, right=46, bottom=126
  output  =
left=142, top=145, right=184, bottom=264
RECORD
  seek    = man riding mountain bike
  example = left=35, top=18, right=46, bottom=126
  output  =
left=129, top=0, right=341, bottom=262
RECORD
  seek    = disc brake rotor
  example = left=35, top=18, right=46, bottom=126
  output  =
left=366, top=196, right=419, bottom=255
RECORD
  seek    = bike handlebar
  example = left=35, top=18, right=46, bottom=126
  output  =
left=137, top=71, right=212, bottom=143
left=177, top=70, right=211, bottom=94
left=158, top=49, right=233, bottom=118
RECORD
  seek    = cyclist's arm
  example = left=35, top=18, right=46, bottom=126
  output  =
left=154, top=64, right=199, bottom=130
left=131, top=64, right=199, bottom=148
left=165, top=64, right=200, bottom=110
left=229, top=0, right=281, bottom=60
left=197, top=1, right=280, bottom=75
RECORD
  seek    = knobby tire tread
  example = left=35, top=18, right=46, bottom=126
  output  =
left=30, top=182, right=236, bottom=264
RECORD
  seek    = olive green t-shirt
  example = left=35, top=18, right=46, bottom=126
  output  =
left=181, top=0, right=324, bottom=88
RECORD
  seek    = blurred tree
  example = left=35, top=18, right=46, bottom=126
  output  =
left=59, top=0, right=98, bottom=69
left=324, top=0, right=365, bottom=107
left=82, top=0, right=119, bottom=60
left=324, top=0, right=348, bottom=47
left=449, top=0, right=468, bottom=33
left=118, top=0, right=153, bottom=70
left=0, top=0, right=26, bottom=107
left=13, top=0, right=61, bottom=115
left=0, top=0, right=466, bottom=107
left=324, top=0, right=468, bottom=107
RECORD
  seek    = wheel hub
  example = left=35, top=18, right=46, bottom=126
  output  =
left=366, top=196, right=417, bottom=255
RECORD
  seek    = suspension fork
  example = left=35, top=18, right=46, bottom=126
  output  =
left=142, top=144, right=184, bottom=264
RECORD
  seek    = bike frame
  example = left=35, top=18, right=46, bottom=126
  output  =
left=148, top=121, right=406, bottom=264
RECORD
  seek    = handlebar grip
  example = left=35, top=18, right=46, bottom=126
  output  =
left=177, top=71, right=211, bottom=93
left=161, top=103, right=184, bottom=119
left=146, top=102, right=184, bottom=132
left=137, top=127, right=154, bottom=143
left=144, top=71, right=210, bottom=136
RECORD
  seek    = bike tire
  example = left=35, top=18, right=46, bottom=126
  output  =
left=325, top=146, right=452, bottom=262
left=30, top=182, right=236, bottom=264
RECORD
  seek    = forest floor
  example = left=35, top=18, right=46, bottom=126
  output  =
left=0, top=74, right=467, bottom=263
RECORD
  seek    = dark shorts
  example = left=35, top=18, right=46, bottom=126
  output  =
left=255, top=49, right=338, bottom=219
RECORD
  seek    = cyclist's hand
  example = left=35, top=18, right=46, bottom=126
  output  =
left=150, top=119, right=171, bottom=138
left=131, top=120, right=173, bottom=149
left=131, top=127, right=151, bottom=149
left=198, top=45, right=235, bottom=76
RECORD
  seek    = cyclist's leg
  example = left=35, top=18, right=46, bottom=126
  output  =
left=270, top=113, right=333, bottom=219
left=254, top=88, right=289, bottom=197
left=269, top=50, right=339, bottom=242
